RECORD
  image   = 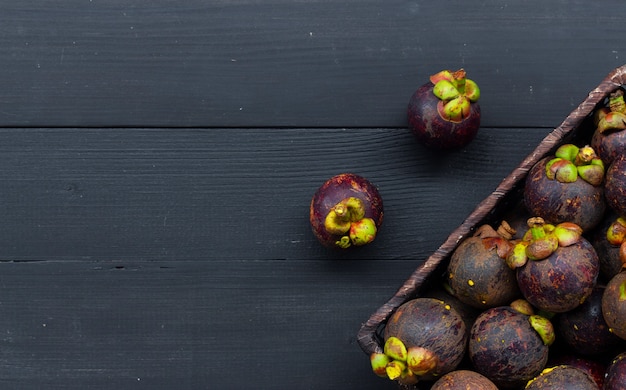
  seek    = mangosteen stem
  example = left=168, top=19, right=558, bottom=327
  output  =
left=325, top=197, right=378, bottom=248
left=323, top=197, right=366, bottom=235
left=525, top=217, right=560, bottom=261
left=574, top=145, right=596, bottom=165
left=497, top=220, right=516, bottom=240
left=609, top=89, right=626, bottom=114
left=527, top=217, right=547, bottom=240
left=431, top=68, right=480, bottom=122
left=334, top=197, right=365, bottom=221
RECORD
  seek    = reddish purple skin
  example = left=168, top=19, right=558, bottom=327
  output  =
left=384, top=298, right=467, bottom=381
left=309, top=173, right=383, bottom=248
left=604, top=155, right=626, bottom=217
left=525, top=365, right=599, bottom=390
left=516, top=238, right=599, bottom=313
left=605, top=352, right=626, bottom=390
left=556, top=287, right=623, bottom=356
left=548, top=355, right=606, bottom=389
left=407, top=82, right=480, bottom=150
left=590, top=126, right=626, bottom=166
left=590, top=212, right=624, bottom=282
left=447, top=235, right=521, bottom=309
left=430, top=370, right=498, bottom=390
left=469, top=306, right=549, bottom=388
left=601, top=271, right=626, bottom=341
left=524, top=156, right=606, bottom=232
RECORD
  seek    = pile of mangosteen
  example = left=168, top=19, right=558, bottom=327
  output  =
left=309, top=70, right=626, bottom=388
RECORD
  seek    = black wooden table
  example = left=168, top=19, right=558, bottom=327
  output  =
left=0, top=2, right=624, bottom=389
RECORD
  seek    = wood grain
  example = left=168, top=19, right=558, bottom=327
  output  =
left=0, top=1, right=623, bottom=128
left=0, top=127, right=547, bottom=262
left=0, top=1, right=620, bottom=388
left=0, top=127, right=548, bottom=388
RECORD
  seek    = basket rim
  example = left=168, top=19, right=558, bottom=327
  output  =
left=356, top=63, right=626, bottom=357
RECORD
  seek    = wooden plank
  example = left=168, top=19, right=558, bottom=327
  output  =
left=0, top=1, right=623, bottom=128
left=0, top=127, right=548, bottom=387
left=0, top=127, right=548, bottom=262
left=0, top=259, right=404, bottom=389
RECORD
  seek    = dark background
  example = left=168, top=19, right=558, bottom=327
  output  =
left=0, top=1, right=624, bottom=389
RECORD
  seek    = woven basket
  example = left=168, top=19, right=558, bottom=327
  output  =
left=357, top=64, right=626, bottom=383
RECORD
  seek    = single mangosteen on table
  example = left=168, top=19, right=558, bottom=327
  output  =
left=524, top=143, right=606, bottom=232
left=524, top=365, right=599, bottom=390
left=309, top=173, right=383, bottom=249
left=591, top=88, right=626, bottom=165
left=508, top=217, right=599, bottom=313
left=370, top=297, right=467, bottom=386
left=468, top=302, right=554, bottom=389
left=446, top=222, right=521, bottom=309
left=407, top=69, right=481, bottom=150
left=602, top=271, right=626, bottom=341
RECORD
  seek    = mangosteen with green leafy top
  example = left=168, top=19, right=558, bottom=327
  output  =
left=309, top=173, right=383, bottom=249
left=524, top=144, right=606, bottom=232
left=408, top=69, right=481, bottom=150
left=510, top=217, right=599, bottom=313
left=468, top=303, right=553, bottom=388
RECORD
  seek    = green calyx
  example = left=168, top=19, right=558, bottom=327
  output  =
left=324, top=197, right=377, bottom=248
left=529, top=315, right=556, bottom=346
left=510, top=299, right=535, bottom=316
left=545, top=144, right=604, bottom=185
left=606, top=217, right=626, bottom=268
left=430, top=69, right=480, bottom=122
left=370, top=336, right=437, bottom=384
left=506, top=217, right=582, bottom=268
left=607, top=217, right=626, bottom=246
left=596, top=89, right=626, bottom=134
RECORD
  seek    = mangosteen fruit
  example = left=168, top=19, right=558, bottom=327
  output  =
left=590, top=212, right=626, bottom=281
left=524, top=365, right=599, bottom=390
left=309, top=173, right=383, bottom=249
left=602, top=271, right=626, bottom=340
left=407, top=69, right=481, bottom=150
left=590, top=88, right=626, bottom=165
left=556, top=286, right=624, bottom=356
left=604, top=352, right=626, bottom=390
left=511, top=218, right=599, bottom=313
left=424, top=283, right=481, bottom=340
left=381, top=297, right=467, bottom=384
left=447, top=222, right=521, bottom=309
left=468, top=304, right=553, bottom=388
left=524, top=144, right=606, bottom=232
left=430, top=369, right=498, bottom=390
left=548, top=355, right=606, bottom=389
left=604, top=155, right=626, bottom=217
